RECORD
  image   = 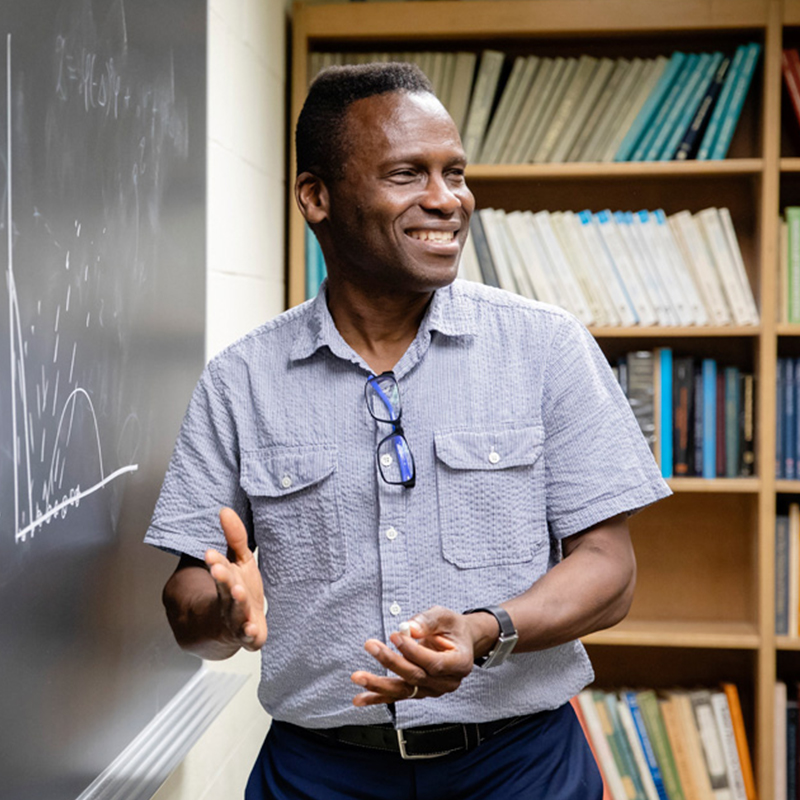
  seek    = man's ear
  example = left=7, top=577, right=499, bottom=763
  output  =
left=295, top=171, right=330, bottom=225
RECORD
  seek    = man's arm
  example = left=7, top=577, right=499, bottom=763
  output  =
left=351, top=513, right=634, bottom=705
left=162, top=508, right=267, bottom=661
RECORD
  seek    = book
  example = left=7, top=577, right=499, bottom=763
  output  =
left=675, top=55, right=731, bottom=160
left=461, top=50, right=505, bottom=162
left=688, top=688, right=733, bottom=800
left=791, top=502, right=800, bottom=637
left=702, top=358, right=717, bottom=478
left=720, top=684, right=757, bottom=800
left=458, top=226, right=483, bottom=284
left=504, top=211, right=558, bottom=305
left=788, top=697, right=798, bottom=800
left=783, top=48, right=800, bottom=132
left=673, top=357, right=694, bottom=476
left=479, top=208, right=521, bottom=294
left=725, top=366, right=741, bottom=479
left=693, top=363, right=705, bottom=476
left=778, top=358, right=786, bottom=479
left=617, top=696, right=661, bottom=800
left=446, top=52, right=478, bottom=133
left=719, top=208, right=759, bottom=324
left=777, top=514, right=790, bottom=636
left=494, top=211, right=538, bottom=300
left=786, top=207, right=800, bottom=323
left=663, top=692, right=716, bottom=800
left=786, top=357, right=796, bottom=480
left=740, top=373, right=755, bottom=476
left=708, top=42, right=761, bottom=160
left=709, top=690, right=749, bottom=800
left=781, top=219, right=789, bottom=323
left=658, top=348, right=673, bottom=478
left=628, top=351, right=657, bottom=454
left=468, top=213, right=500, bottom=288
left=571, top=696, right=614, bottom=800
left=776, top=681, right=788, bottom=800
left=637, top=690, right=686, bottom=800
left=623, top=691, right=670, bottom=800
left=579, top=690, right=630, bottom=800
left=615, top=51, right=687, bottom=162
left=716, top=370, right=726, bottom=477
left=596, top=691, right=648, bottom=800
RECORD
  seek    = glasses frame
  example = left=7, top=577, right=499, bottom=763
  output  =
left=365, top=371, right=416, bottom=488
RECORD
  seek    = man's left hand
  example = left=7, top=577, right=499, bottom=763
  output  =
left=351, top=605, right=479, bottom=705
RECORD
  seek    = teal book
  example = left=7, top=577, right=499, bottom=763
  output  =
left=724, top=366, right=741, bottom=478
left=709, top=42, right=761, bottom=160
left=648, top=52, right=711, bottom=161
left=659, top=51, right=723, bottom=161
left=696, top=44, right=747, bottom=160
left=702, top=358, right=717, bottom=478
left=632, top=53, right=698, bottom=162
left=659, top=348, right=673, bottom=478
left=614, top=51, right=686, bottom=162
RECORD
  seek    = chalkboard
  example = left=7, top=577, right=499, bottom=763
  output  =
left=0, top=1, right=206, bottom=798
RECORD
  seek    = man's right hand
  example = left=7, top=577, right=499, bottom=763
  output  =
left=205, top=507, right=267, bottom=651
left=162, top=507, right=266, bottom=660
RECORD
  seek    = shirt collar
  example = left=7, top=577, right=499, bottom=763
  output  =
left=289, top=279, right=477, bottom=365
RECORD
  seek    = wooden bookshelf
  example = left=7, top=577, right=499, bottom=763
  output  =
left=289, top=1, right=787, bottom=795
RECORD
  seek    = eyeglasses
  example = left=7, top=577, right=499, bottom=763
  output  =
left=365, top=371, right=416, bottom=488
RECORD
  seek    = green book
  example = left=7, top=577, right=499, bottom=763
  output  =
left=636, top=690, right=686, bottom=800
left=788, top=207, right=800, bottom=323
left=601, top=692, right=648, bottom=800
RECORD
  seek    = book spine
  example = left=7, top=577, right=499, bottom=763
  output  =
left=788, top=700, right=798, bottom=800
left=638, top=691, right=687, bottom=800
left=740, top=373, right=755, bottom=476
left=689, top=690, right=731, bottom=795
left=778, top=515, right=790, bottom=636
left=710, top=43, right=761, bottom=160
left=468, top=213, right=500, bottom=288
left=696, top=45, right=747, bottom=160
left=625, top=692, right=671, bottom=800
left=725, top=366, right=741, bottom=479
left=709, top=692, right=749, bottom=800
left=716, top=371, right=726, bottom=478
left=720, top=684, right=757, bottom=800
left=782, top=49, right=800, bottom=133
left=615, top=51, right=686, bottom=162
left=673, top=357, right=694, bottom=476
left=675, top=55, right=731, bottom=160
left=694, top=364, right=705, bottom=477
left=787, top=358, right=797, bottom=480
left=787, top=207, right=800, bottom=323
left=660, top=348, right=674, bottom=478
left=628, top=351, right=657, bottom=455
left=778, top=358, right=786, bottom=479
left=702, top=359, right=717, bottom=479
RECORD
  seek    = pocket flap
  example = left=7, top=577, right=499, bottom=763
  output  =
left=241, top=446, right=337, bottom=497
left=434, top=426, right=544, bottom=471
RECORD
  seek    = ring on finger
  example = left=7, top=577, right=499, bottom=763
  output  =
left=408, top=685, right=419, bottom=699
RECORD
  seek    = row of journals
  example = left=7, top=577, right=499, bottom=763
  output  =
left=461, top=207, right=759, bottom=329
left=310, top=43, right=760, bottom=164
left=777, top=358, right=800, bottom=480
left=611, top=350, right=755, bottom=481
left=776, top=681, right=800, bottom=800
left=775, top=504, right=800, bottom=637
left=573, top=685, right=756, bottom=800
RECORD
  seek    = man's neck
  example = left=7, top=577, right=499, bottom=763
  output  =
left=325, top=278, right=435, bottom=375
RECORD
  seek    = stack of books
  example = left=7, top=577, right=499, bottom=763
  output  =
left=611, top=349, right=755, bottom=480
left=573, top=685, right=756, bottom=800
left=309, top=43, right=761, bottom=163
left=777, top=358, right=800, bottom=479
left=460, top=207, right=759, bottom=329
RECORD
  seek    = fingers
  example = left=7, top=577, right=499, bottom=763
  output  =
left=219, top=507, right=252, bottom=564
left=351, top=670, right=422, bottom=706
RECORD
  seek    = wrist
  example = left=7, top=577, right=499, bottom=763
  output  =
left=463, top=605, right=519, bottom=668
left=463, top=610, right=501, bottom=661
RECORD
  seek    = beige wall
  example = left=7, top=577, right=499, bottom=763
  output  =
left=153, top=0, right=287, bottom=796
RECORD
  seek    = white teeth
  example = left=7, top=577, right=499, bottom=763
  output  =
left=409, top=230, right=455, bottom=243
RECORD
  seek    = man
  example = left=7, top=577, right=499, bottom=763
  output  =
left=145, top=63, right=671, bottom=799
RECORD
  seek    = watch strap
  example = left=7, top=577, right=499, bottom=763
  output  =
left=463, top=605, right=518, bottom=668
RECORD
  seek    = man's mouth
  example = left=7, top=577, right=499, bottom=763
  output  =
left=407, top=229, right=456, bottom=243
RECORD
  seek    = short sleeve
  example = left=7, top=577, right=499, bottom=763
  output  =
left=144, top=363, right=252, bottom=559
left=543, top=314, right=671, bottom=539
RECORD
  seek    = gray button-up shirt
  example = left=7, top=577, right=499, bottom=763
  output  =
left=145, top=279, right=671, bottom=729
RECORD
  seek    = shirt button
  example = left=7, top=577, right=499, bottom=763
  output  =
left=386, top=527, right=399, bottom=541
left=489, top=451, right=500, bottom=464
left=390, top=603, right=401, bottom=616
left=380, top=454, right=393, bottom=467
left=280, top=475, right=292, bottom=489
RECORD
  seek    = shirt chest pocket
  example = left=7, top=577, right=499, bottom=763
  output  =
left=434, top=426, right=546, bottom=569
left=240, top=446, right=345, bottom=585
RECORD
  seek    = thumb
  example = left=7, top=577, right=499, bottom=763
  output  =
left=219, top=507, right=252, bottom=563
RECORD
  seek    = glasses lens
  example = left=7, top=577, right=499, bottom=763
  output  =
left=366, top=373, right=401, bottom=422
left=377, top=432, right=415, bottom=485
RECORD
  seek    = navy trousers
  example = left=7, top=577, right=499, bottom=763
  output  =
left=244, top=703, right=603, bottom=800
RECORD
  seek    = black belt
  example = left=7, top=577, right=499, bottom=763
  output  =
left=282, top=713, right=535, bottom=760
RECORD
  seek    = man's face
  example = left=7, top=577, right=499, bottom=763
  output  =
left=323, top=90, right=475, bottom=294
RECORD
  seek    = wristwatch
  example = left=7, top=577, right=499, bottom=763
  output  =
left=463, top=605, right=519, bottom=668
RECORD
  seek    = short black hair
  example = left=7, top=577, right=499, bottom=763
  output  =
left=295, top=62, right=434, bottom=180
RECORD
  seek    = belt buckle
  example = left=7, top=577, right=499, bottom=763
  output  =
left=396, top=728, right=444, bottom=760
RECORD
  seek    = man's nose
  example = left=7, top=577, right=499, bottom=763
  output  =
left=421, top=174, right=462, bottom=214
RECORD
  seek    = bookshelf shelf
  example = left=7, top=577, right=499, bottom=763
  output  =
left=777, top=635, right=800, bottom=650
left=589, top=325, right=761, bottom=338
left=667, top=477, right=761, bottom=493
left=466, top=159, right=764, bottom=181
left=289, top=2, right=783, bottom=795
left=583, top=620, right=760, bottom=649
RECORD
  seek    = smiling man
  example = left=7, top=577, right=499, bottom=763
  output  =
left=145, top=63, right=671, bottom=799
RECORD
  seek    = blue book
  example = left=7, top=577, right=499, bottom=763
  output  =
left=709, top=42, right=761, bottom=160
left=587, top=210, right=639, bottom=323
left=696, top=44, right=747, bottom=160
left=724, top=366, right=741, bottom=478
left=693, top=364, right=704, bottom=476
left=795, top=358, right=800, bottom=479
left=702, top=358, right=717, bottom=478
left=776, top=514, right=790, bottom=635
left=787, top=358, right=796, bottom=480
left=660, top=51, right=723, bottom=161
left=614, top=51, right=687, bottom=162
left=675, top=55, right=731, bottom=160
left=789, top=701, right=799, bottom=800
left=633, top=53, right=699, bottom=162
left=659, top=348, right=673, bottom=478
left=622, top=692, right=670, bottom=800
left=778, top=358, right=786, bottom=479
